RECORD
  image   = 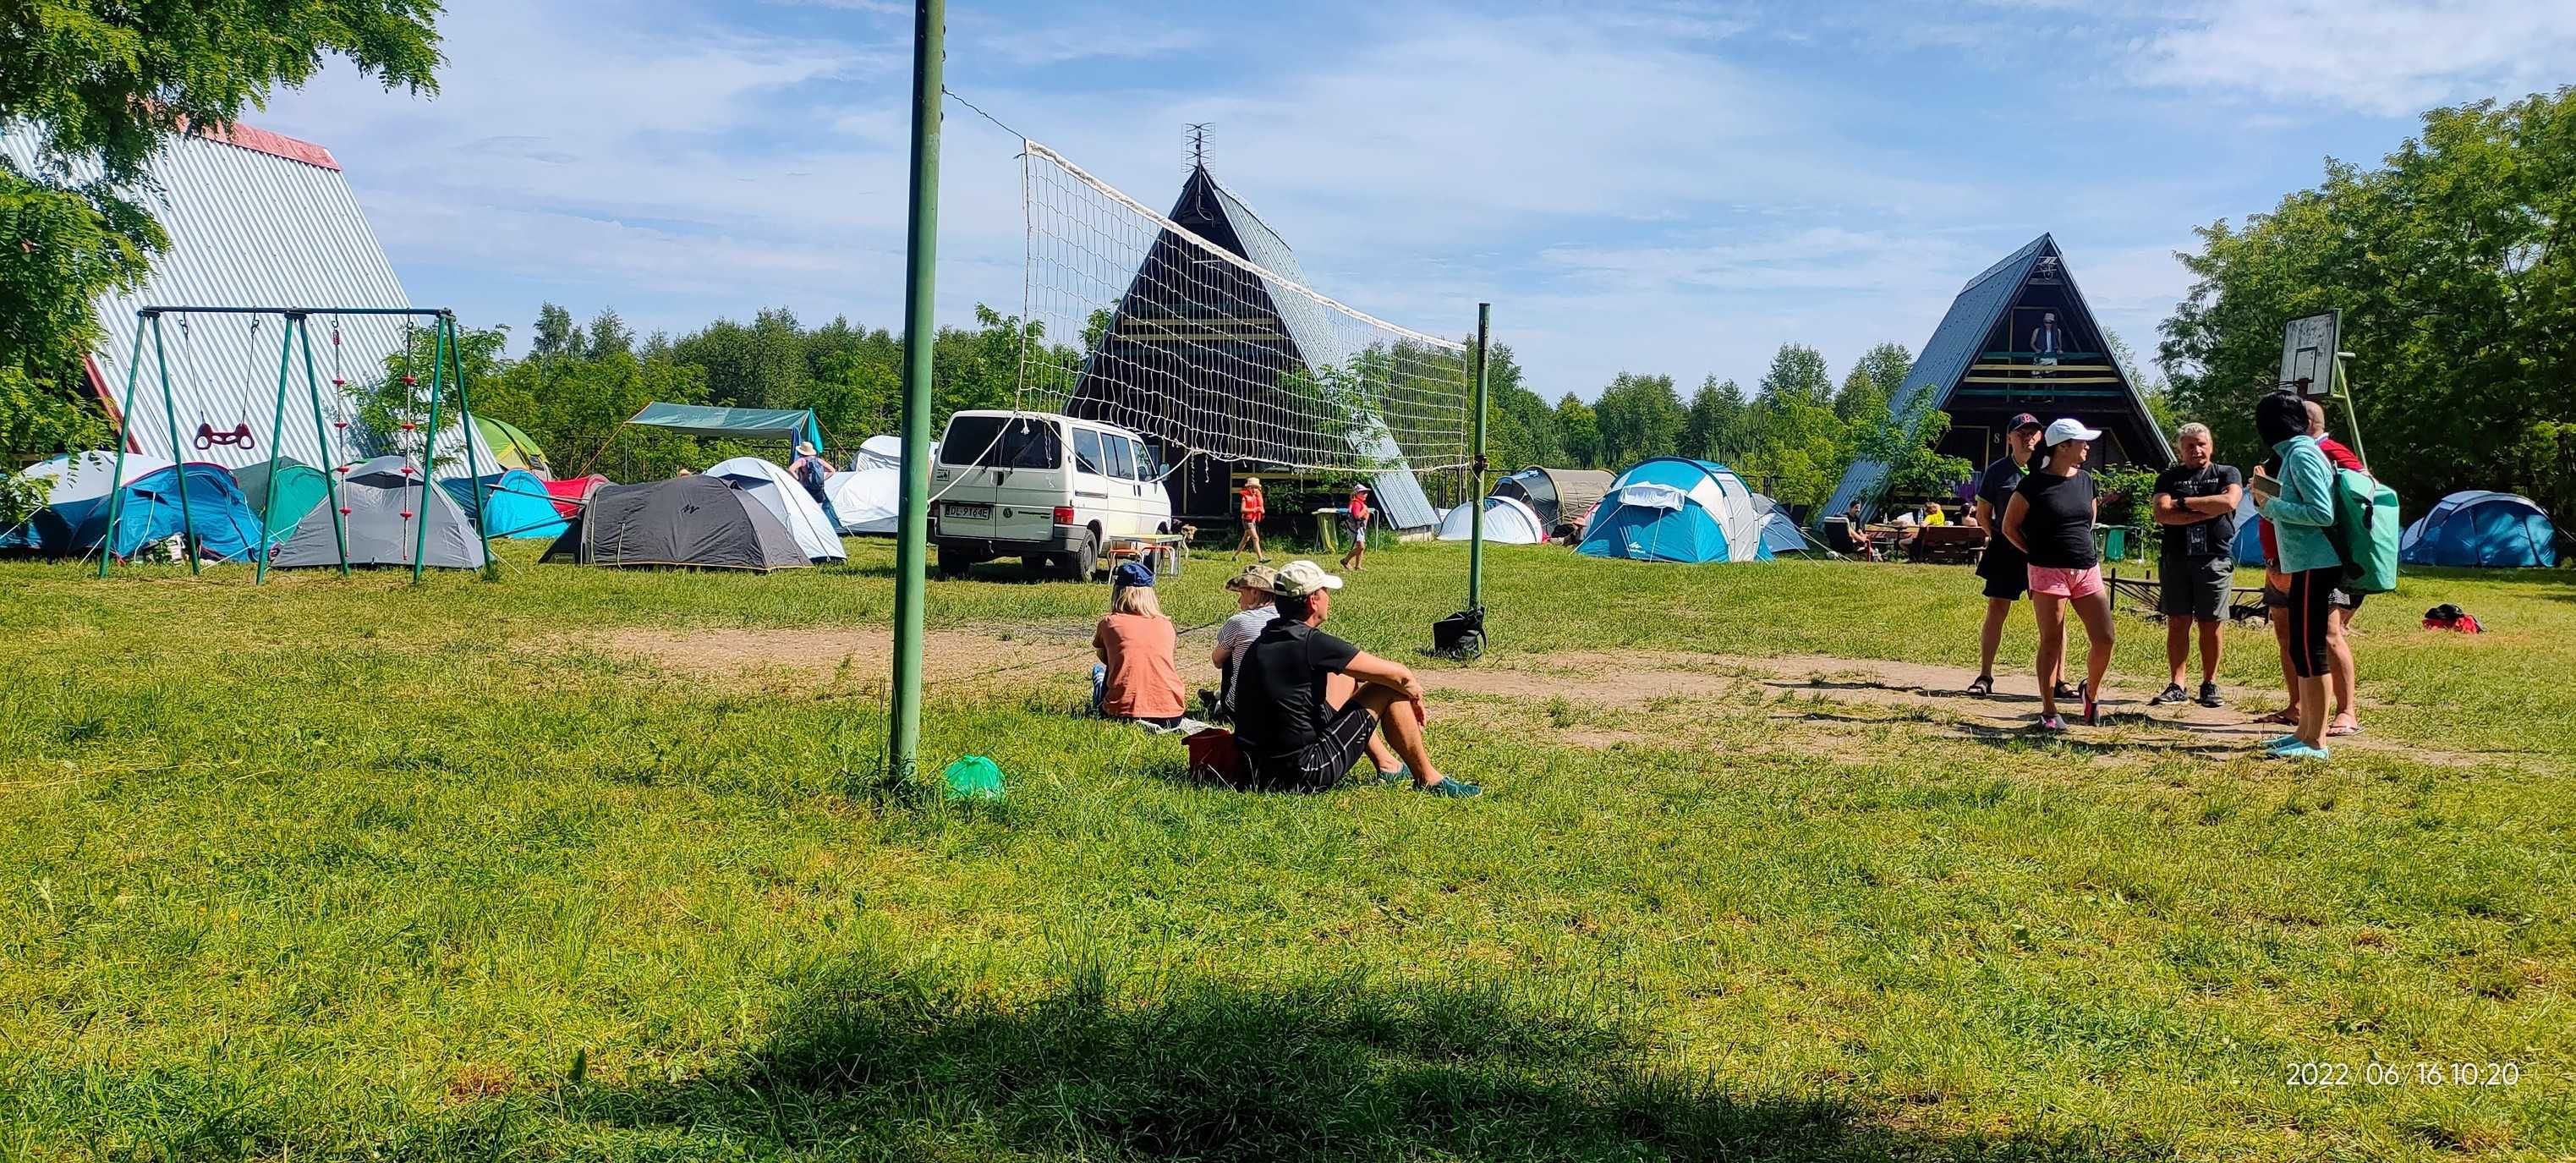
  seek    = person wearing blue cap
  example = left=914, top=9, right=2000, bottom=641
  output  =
left=1092, top=561, right=1186, bottom=727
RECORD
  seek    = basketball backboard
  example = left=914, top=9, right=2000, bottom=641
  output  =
left=2279, top=310, right=2339, bottom=397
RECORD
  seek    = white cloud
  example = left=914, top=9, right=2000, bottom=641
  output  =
left=2135, top=0, right=2576, bottom=115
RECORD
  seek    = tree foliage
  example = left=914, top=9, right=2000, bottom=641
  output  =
left=2161, top=87, right=2576, bottom=518
left=0, top=0, right=447, bottom=464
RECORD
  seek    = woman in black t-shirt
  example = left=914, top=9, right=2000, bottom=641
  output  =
left=2002, top=419, right=2115, bottom=728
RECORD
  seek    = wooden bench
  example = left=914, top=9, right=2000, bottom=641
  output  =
left=1905, top=524, right=1988, bottom=564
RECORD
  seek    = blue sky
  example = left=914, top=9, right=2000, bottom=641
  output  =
left=251, top=0, right=2576, bottom=399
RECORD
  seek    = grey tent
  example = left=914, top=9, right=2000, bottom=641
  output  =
left=270, top=455, right=488, bottom=570
left=1493, top=466, right=1614, bottom=536
left=541, top=475, right=809, bottom=572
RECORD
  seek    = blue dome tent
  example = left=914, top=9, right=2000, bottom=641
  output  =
left=2400, top=491, right=2558, bottom=568
left=2, top=452, right=262, bottom=561
left=441, top=469, right=569, bottom=540
left=1756, top=512, right=1810, bottom=557
left=1577, top=458, right=1769, bottom=563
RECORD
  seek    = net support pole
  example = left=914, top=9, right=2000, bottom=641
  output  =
left=97, top=322, right=151, bottom=579
left=252, top=315, right=299, bottom=584
left=888, top=0, right=944, bottom=787
left=1466, top=302, right=1491, bottom=612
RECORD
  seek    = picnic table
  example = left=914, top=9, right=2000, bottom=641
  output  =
left=1104, top=532, right=1187, bottom=578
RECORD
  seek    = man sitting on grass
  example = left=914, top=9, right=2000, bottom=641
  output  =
left=1231, top=560, right=1479, bottom=797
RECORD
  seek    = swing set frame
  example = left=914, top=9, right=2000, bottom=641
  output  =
left=96, top=304, right=495, bottom=585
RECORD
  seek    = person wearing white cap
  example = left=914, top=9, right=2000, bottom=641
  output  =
left=2002, top=418, right=2114, bottom=728
left=1229, top=560, right=1478, bottom=796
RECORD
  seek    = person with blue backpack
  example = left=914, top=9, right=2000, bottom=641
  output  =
left=2250, top=392, right=2340, bottom=760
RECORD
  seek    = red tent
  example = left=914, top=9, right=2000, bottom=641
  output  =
left=543, top=474, right=611, bottom=518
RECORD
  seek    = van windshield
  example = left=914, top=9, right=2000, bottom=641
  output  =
left=940, top=415, right=1062, bottom=469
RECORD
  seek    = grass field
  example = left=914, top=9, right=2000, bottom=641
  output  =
left=2, top=539, right=2570, bottom=1160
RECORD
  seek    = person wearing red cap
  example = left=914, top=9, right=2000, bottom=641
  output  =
left=1339, top=482, right=1372, bottom=573
left=1967, top=414, right=2048, bottom=698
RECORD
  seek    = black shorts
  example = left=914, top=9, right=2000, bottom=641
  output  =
left=1977, top=550, right=2027, bottom=601
left=2283, top=568, right=2337, bottom=678
left=2265, top=580, right=2363, bottom=610
left=1244, top=705, right=1378, bottom=793
left=2158, top=554, right=2232, bottom=620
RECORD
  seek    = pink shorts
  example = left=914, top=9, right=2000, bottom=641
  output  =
left=2026, top=564, right=2105, bottom=599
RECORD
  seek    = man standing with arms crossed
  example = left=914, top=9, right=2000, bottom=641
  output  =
left=2151, top=423, right=2242, bottom=707
left=1967, top=414, right=2044, bottom=698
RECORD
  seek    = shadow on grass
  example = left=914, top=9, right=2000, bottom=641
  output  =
left=1949, top=722, right=2241, bottom=759
left=566, top=960, right=2169, bottom=1161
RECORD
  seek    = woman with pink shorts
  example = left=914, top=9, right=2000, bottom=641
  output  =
left=2003, top=419, right=2114, bottom=728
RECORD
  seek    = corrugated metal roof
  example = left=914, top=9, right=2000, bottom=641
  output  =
left=3, top=122, right=501, bottom=478
left=1204, top=171, right=1437, bottom=531
left=1821, top=233, right=2171, bottom=521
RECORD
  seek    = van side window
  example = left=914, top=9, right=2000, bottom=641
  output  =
left=938, top=415, right=1061, bottom=469
left=1105, top=435, right=1137, bottom=480
left=1134, top=441, right=1161, bottom=480
left=1072, top=428, right=1105, bottom=475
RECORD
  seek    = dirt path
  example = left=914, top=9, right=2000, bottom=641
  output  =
left=581, top=625, right=2493, bottom=765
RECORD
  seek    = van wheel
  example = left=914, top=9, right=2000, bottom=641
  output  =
left=936, top=546, right=975, bottom=578
left=1055, top=532, right=1096, bottom=581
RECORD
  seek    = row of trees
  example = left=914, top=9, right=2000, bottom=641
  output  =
left=2162, top=87, right=2576, bottom=520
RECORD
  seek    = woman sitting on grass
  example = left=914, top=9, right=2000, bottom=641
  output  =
left=1092, top=562, right=1187, bottom=730
left=2003, top=418, right=2114, bottom=729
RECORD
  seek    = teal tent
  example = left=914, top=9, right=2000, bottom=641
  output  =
left=626, top=403, right=824, bottom=450
left=441, top=469, right=569, bottom=540
left=233, top=458, right=332, bottom=548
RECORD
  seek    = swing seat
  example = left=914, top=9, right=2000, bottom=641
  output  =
left=194, top=421, right=255, bottom=451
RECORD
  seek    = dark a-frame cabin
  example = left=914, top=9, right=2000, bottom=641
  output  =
left=1825, top=233, right=2173, bottom=519
left=1065, top=164, right=1436, bottom=529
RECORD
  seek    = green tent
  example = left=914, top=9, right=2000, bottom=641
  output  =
left=233, top=458, right=332, bottom=548
left=474, top=415, right=551, bottom=475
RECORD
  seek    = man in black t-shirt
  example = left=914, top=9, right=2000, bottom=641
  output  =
left=1966, top=414, right=2044, bottom=697
left=1231, top=560, right=1480, bottom=797
left=2150, top=423, right=2243, bottom=708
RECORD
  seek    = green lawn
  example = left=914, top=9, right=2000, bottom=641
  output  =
left=2, top=540, right=2569, bottom=1160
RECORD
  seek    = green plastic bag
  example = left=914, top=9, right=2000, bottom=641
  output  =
left=942, top=755, right=1005, bottom=801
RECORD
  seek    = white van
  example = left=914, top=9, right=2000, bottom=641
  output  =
left=929, top=410, right=1176, bottom=579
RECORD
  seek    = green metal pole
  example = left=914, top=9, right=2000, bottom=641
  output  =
left=412, top=318, right=448, bottom=584
left=447, top=313, right=496, bottom=573
left=296, top=320, right=352, bottom=576
left=253, top=315, right=299, bottom=584
left=97, top=323, right=151, bottom=579
left=888, top=0, right=944, bottom=786
left=149, top=315, right=201, bottom=575
left=1466, top=303, right=1491, bottom=612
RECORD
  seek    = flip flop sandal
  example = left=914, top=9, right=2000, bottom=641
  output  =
left=2327, top=723, right=2362, bottom=738
left=1965, top=676, right=1993, bottom=697
left=2259, top=710, right=2298, bottom=726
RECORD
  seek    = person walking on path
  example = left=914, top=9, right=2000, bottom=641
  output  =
left=2151, top=423, right=2243, bottom=708
left=2002, top=419, right=2114, bottom=729
left=2250, top=392, right=2343, bottom=760
left=1339, top=483, right=1373, bottom=573
left=1233, top=476, right=1268, bottom=562
left=1968, top=414, right=2043, bottom=697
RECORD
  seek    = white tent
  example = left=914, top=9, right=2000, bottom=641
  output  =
left=1434, top=495, right=1547, bottom=544
left=852, top=434, right=906, bottom=471
left=825, top=466, right=900, bottom=535
left=707, top=456, right=846, bottom=562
